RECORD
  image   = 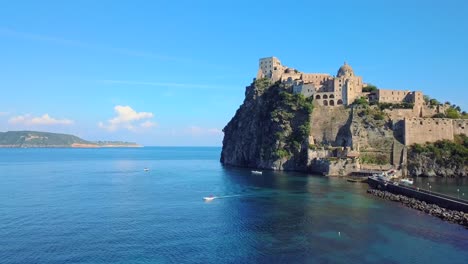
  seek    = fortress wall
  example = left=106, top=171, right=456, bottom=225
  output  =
left=453, top=120, right=468, bottom=136
left=384, top=108, right=419, bottom=120
left=404, top=118, right=454, bottom=145
left=419, top=104, right=447, bottom=118
left=377, top=89, right=413, bottom=103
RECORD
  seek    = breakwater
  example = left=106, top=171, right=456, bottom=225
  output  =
left=367, top=177, right=468, bottom=212
left=367, top=189, right=468, bottom=227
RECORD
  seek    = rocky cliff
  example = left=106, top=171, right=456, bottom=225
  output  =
left=407, top=135, right=468, bottom=177
left=221, top=79, right=398, bottom=173
left=221, top=79, right=312, bottom=170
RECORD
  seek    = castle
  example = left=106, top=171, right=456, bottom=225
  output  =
left=256, top=57, right=467, bottom=146
left=257, top=56, right=424, bottom=107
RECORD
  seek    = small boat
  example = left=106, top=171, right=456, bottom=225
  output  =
left=399, top=178, right=414, bottom=185
left=203, top=195, right=216, bottom=201
left=144, top=168, right=150, bottom=172
left=251, top=170, right=262, bottom=175
left=347, top=177, right=367, bottom=183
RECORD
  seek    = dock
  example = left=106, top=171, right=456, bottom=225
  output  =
left=368, top=177, right=468, bottom=213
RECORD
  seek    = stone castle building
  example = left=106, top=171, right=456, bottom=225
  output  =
left=255, top=57, right=467, bottom=146
left=256, top=56, right=424, bottom=107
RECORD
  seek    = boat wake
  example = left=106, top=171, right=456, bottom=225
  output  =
left=203, top=194, right=245, bottom=201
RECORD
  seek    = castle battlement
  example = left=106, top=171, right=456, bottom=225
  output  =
left=256, top=57, right=424, bottom=107
left=403, top=117, right=467, bottom=145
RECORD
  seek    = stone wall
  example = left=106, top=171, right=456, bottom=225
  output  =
left=309, top=105, right=352, bottom=146
left=403, top=118, right=467, bottom=145
left=454, top=120, right=468, bottom=135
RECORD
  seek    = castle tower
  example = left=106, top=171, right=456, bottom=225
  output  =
left=335, top=62, right=363, bottom=105
left=337, top=62, right=354, bottom=78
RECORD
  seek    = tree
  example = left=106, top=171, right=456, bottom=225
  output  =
left=429, top=98, right=440, bottom=106
left=353, top=97, right=368, bottom=106
left=423, top=95, right=431, bottom=104
left=362, top=84, right=378, bottom=93
left=446, top=108, right=461, bottom=119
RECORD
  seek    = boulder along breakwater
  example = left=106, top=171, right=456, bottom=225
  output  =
left=367, top=189, right=468, bottom=228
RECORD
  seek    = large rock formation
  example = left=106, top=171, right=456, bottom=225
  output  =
left=407, top=136, right=468, bottom=177
left=221, top=79, right=312, bottom=171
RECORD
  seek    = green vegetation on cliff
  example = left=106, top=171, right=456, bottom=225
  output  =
left=362, top=84, right=377, bottom=93
left=408, top=135, right=468, bottom=177
left=270, top=89, right=313, bottom=159
left=221, top=78, right=313, bottom=170
left=411, top=135, right=468, bottom=167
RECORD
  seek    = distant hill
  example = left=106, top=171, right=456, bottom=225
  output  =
left=0, top=131, right=141, bottom=148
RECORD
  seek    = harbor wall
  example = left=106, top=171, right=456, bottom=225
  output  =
left=368, top=177, right=468, bottom=212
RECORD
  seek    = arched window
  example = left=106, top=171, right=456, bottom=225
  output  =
left=323, top=100, right=328, bottom=106
left=323, top=94, right=328, bottom=99
left=329, top=100, right=335, bottom=106
left=337, top=99, right=343, bottom=105
left=329, top=94, right=335, bottom=99
left=316, top=95, right=321, bottom=100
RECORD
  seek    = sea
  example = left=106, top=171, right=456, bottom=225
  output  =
left=0, top=147, right=467, bottom=264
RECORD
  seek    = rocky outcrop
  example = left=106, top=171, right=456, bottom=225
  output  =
left=407, top=152, right=467, bottom=177
left=367, top=189, right=468, bottom=227
left=407, top=137, right=468, bottom=177
left=221, top=79, right=312, bottom=170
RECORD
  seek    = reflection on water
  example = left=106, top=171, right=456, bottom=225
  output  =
left=0, top=148, right=467, bottom=264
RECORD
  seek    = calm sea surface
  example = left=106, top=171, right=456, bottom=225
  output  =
left=0, top=147, right=467, bottom=264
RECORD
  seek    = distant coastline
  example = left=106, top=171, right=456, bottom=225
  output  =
left=0, top=131, right=141, bottom=148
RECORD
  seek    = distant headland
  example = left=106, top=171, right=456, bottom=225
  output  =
left=0, top=131, right=141, bottom=148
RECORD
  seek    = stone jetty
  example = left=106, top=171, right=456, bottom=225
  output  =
left=367, top=189, right=468, bottom=228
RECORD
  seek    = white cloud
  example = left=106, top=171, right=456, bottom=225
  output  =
left=0, top=112, right=8, bottom=116
left=140, top=121, right=157, bottom=128
left=99, top=105, right=155, bottom=132
left=9, top=114, right=73, bottom=126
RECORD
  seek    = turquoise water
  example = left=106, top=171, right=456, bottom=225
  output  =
left=0, top=147, right=467, bottom=263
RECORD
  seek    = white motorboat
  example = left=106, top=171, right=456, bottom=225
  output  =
left=399, top=178, right=414, bottom=185
left=144, top=168, right=150, bottom=172
left=251, top=170, right=262, bottom=175
left=203, top=196, right=216, bottom=201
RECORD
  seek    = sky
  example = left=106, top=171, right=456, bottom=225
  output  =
left=0, top=0, right=467, bottom=146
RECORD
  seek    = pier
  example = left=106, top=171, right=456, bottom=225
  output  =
left=368, top=177, right=468, bottom=213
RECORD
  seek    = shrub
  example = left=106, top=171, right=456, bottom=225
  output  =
left=362, top=84, right=378, bottom=93
left=353, top=97, right=368, bottom=106
left=409, top=136, right=468, bottom=167
left=276, top=149, right=290, bottom=159
left=432, top=113, right=446, bottom=118
left=373, top=112, right=385, bottom=120
left=429, top=98, right=440, bottom=106
left=446, top=107, right=461, bottom=119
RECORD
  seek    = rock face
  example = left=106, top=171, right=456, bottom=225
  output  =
left=367, top=189, right=468, bottom=227
left=408, top=151, right=467, bottom=177
left=221, top=79, right=312, bottom=170
left=406, top=136, right=468, bottom=177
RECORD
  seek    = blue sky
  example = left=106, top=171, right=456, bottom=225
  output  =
left=0, top=0, right=467, bottom=146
